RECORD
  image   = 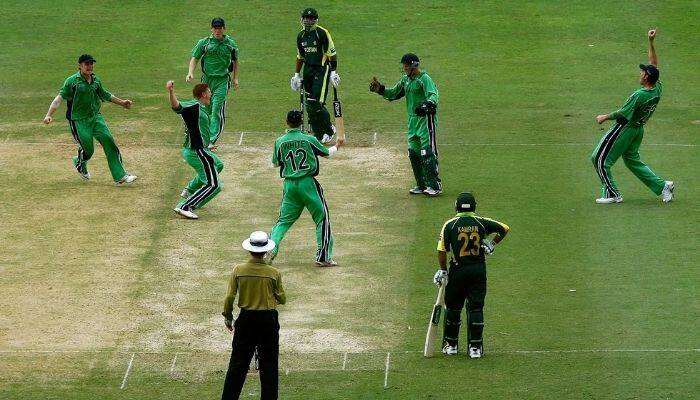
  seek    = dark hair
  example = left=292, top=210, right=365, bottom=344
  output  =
left=286, top=110, right=303, bottom=127
left=193, top=83, right=209, bottom=98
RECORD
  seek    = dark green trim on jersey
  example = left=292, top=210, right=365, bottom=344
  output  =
left=192, top=34, right=239, bottom=77
left=438, top=213, right=509, bottom=266
left=174, top=99, right=211, bottom=149
left=59, top=72, right=112, bottom=121
left=272, top=129, right=329, bottom=179
left=296, top=25, right=336, bottom=67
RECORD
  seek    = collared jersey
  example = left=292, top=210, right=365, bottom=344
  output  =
left=437, top=212, right=510, bottom=266
left=192, top=34, right=239, bottom=77
left=608, top=81, right=662, bottom=127
left=272, top=128, right=329, bottom=179
left=296, top=25, right=336, bottom=67
left=58, top=72, right=113, bottom=120
left=222, top=259, right=286, bottom=319
left=173, top=99, right=210, bottom=149
left=382, top=71, right=439, bottom=117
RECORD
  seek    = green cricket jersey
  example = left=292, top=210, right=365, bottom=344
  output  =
left=192, top=34, right=239, bottom=77
left=296, top=25, right=336, bottom=67
left=272, top=129, right=329, bottom=178
left=382, top=71, right=438, bottom=117
left=437, top=212, right=509, bottom=266
left=58, top=72, right=113, bottom=120
left=608, top=81, right=662, bottom=127
left=174, top=99, right=211, bottom=149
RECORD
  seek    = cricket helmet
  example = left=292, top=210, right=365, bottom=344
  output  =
left=455, top=192, right=476, bottom=212
left=301, top=7, right=318, bottom=30
left=400, top=53, right=420, bottom=68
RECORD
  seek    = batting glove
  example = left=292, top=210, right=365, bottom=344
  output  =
left=481, top=240, right=496, bottom=255
left=330, top=71, right=340, bottom=88
left=290, top=73, right=302, bottom=91
left=433, top=269, right=448, bottom=287
left=414, top=101, right=436, bottom=116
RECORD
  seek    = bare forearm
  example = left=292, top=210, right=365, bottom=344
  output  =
left=188, top=57, right=198, bottom=75
left=437, top=251, right=447, bottom=270
left=168, top=91, right=179, bottom=109
left=109, top=95, right=124, bottom=106
left=295, top=59, right=304, bottom=74
left=648, top=41, right=658, bottom=66
left=46, top=95, right=62, bottom=117
left=232, top=60, right=239, bottom=80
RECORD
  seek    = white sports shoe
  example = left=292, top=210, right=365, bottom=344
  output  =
left=116, top=174, right=137, bottom=185
left=208, top=143, right=218, bottom=151
left=174, top=207, right=199, bottom=220
left=468, top=346, right=482, bottom=359
left=423, top=187, right=442, bottom=197
left=595, top=196, right=623, bottom=204
left=661, top=181, right=674, bottom=203
left=180, top=188, right=191, bottom=199
left=315, top=259, right=338, bottom=267
left=321, top=134, right=333, bottom=144
left=442, top=344, right=458, bottom=355
left=409, top=186, right=425, bottom=195
left=72, top=156, right=90, bottom=180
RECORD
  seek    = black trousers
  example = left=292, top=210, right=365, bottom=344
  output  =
left=221, top=309, right=280, bottom=400
left=443, top=262, right=487, bottom=348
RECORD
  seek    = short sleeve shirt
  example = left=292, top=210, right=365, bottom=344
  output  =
left=272, top=129, right=329, bottom=178
left=174, top=99, right=210, bottom=149
left=296, top=25, right=336, bottom=67
left=192, top=34, right=239, bottom=77
left=58, top=72, right=112, bottom=120
left=437, top=212, right=509, bottom=266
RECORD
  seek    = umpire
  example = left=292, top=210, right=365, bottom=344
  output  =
left=435, top=192, right=509, bottom=359
left=222, top=231, right=286, bottom=400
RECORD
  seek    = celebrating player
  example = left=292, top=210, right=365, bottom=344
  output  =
left=166, top=80, right=224, bottom=220
left=290, top=7, right=339, bottom=143
left=591, top=29, right=674, bottom=204
left=369, top=53, right=442, bottom=196
left=186, top=17, right=240, bottom=149
left=267, top=110, right=341, bottom=267
left=435, top=192, right=509, bottom=358
left=43, top=54, right=137, bottom=185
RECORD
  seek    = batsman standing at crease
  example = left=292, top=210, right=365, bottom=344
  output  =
left=166, top=80, right=224, bottom=220
left=290, top=7, right=340, bottom=143
left=370, top=53, right=442, bottom=196
left=43, top=54, right=137, bottom=185
left=266, top=110, right=341, bottom=267
left=591, top=28, right=674, bottom=204
left=435, top=192, right=509, bottom=358
left=222, top=231, right=285, bottom=400
left=187, top=17, right=239, bottom=149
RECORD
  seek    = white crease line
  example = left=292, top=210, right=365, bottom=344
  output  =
left=383, top=352, right=391, bottom=389
left=373, top=132, right=377, bottom=145
left=170, top=354, right=178, bottom=373
left=238, top=132, right=244, bottom=146
left=1, top=348, right=698, bottom=356
left=120, top=353, right=135, bottom=390
left=342, top=352, right=348, bottom=370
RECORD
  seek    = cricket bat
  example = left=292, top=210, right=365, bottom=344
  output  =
left=332, top=87, right=346, bottom=144
left=423, top=282, right=446, bottom=357
left=300, top=87, right=307, bottom=133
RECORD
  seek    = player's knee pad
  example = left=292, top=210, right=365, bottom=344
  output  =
left=445, top=308, right=462, bottom=326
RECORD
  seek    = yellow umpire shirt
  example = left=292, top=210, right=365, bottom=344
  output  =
left=222, top=259, right=286, bottom=320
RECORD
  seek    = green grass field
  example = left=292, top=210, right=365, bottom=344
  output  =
left=1, top=1, right=698, bottom=399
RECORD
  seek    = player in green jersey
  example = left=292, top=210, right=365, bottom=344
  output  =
left=266, top=110, right=341, bottom=267
left=290, top=7, right=340, bottom=143
left=435, top=192, right=509, bottom=358
left=187, top=17, right=240, bottom=148
left=369, top=53, right=442, bottom=196
left=43, top=54, right=136, bottom=185
left=167, top=80, right=224, bottom=220
left=592, top=29, right=674, bottom=204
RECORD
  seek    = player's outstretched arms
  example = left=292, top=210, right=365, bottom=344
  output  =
left=166, top=80, right=180, bottom=110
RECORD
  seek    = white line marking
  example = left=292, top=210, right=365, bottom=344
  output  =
left=285, top=368, right=290, bottom=375
left=170, top=354, right=178, bottom=372
left=383, top=352, right=391, bottom=389
left=342, top=352, right=348, bottom=370
left=238, top=132, right=244, bottom=145
left=372, top=132, right=377, bottom=145
left=120, top=353, right=135, bottom=390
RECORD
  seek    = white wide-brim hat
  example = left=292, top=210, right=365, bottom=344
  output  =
left=242, top=231, right=276, bottom=253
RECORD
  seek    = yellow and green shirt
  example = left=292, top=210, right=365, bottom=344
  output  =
left=437, top=212, right=509, bottom=266
left=58, top=72, right=112, bottom=120
left=296, top=25, right=336, bottom=67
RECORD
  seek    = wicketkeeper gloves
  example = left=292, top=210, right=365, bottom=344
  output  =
left=414, top=101, right=436, bottom=116
left=433, top=269, right=448, bottom=286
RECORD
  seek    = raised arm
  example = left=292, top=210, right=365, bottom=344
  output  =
left=647, top=28, right=658, bottom=66
left=166, top=80, right=180, bottom=109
